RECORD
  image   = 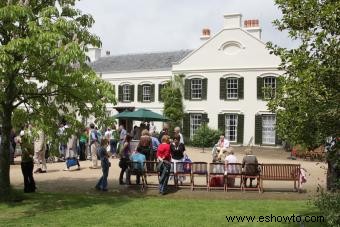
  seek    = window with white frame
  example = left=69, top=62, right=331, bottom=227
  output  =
left=190, top=114, right=202, bottom=138
left=226, top=78, right=238, bottom=99
left=191, top=79, right=202, bottom=99
left=143, top=85, right=151, bottom=102
left=225, top=114, right=238, bottom=142
left=123, top=84, right=130, bottom=102
left=263, top=77, right=276, bottom=99
left=262, top=115, right=276, bottom=145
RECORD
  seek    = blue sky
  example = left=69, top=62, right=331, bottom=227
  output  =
left=76, top=0, right=294, bottom=55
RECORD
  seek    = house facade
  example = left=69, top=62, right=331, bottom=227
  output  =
left=89, top=13, right=283, bottom=146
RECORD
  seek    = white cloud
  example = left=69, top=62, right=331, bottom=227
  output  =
left=76, top=0, right=295, bottom=55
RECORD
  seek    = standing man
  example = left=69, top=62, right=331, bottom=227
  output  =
left=89, top=123, right=99, bottom=169
left=119, top=124, right=127, bottom=144
left=149, top=121, right=156, bottom=135
left=174, top=126, right=184, bottom=144
left=34, top=128, right=47, bottom=173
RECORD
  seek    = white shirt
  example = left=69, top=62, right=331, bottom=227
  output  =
left=218, top=139, right=230, bottom=148
left=105, top=130, right=112, bottom=140
left=225, top=154, right=238, bottom=174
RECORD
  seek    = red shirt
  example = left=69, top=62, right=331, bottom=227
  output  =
left=157, top=143, right=171, bottom=161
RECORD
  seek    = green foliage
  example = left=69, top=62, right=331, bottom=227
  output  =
left=191, top=124, right=221, bottom=148
left=161, top=74, right=184, bottom=131
left=0, top=192, right=320, bottom=226
left=267, top=0, right=340, bottom=149
left=314, top=190, right=340, bottom=227
left=267, top=0, right=340, bottom=190
left=0, top=0, right=116, bottom=195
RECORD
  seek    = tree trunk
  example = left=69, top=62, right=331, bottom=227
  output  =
left=0, top=106, right=13, bottom=196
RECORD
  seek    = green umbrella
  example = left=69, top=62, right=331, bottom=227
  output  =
left=114, top=108, right=169, bottom=122
left=112, top=110, right=131, bottom=119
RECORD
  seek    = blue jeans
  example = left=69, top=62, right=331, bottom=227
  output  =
left=110, top=139, right=117, bottom=155
left=159, top=162, right=171, bottom=193
left=96, top=161, right=109, bottom=190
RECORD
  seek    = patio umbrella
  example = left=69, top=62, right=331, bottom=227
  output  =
left=112, top=110, right=131, bottom=119
left=114, top=108, right=169, bottom=122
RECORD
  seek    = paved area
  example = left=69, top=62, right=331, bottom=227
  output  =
left=10, top=146, right=327, bottom=200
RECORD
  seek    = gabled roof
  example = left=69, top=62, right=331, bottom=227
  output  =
left=90, top=50, right=192, bottom=73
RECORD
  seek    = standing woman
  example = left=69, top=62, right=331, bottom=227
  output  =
left=20, top=136, right=36, bottom=193
left=96, top=139, right=111, bottom=191
left=157, top=135, right=171, bottom=195
left=79, top=128, right=88, bottom=161
left=170, top=134, right=186, bottom=185
left=137, top=129, right=152, bottom=163
left=119, top=134, right=132, bottom=185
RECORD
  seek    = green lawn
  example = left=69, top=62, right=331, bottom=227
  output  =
left=0, top=192, right=324, bottom=226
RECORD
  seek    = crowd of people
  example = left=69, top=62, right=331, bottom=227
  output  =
left=6, top=121, right=260, bottom=194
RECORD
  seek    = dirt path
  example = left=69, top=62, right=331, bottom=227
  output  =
left=10, top=146, right=327, bottom=200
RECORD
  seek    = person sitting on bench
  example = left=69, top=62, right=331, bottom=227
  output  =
left=216, top=134, right=230, bottom=161
left=242, top=149, right=259, bottom=187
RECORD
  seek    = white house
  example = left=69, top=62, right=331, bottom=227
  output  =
left=89, top=13, right=283, bottom=146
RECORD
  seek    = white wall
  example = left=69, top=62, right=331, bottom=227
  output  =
left=102, top=70, right=172, bottom=132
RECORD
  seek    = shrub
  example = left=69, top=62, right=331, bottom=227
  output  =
left=313, top=189, right=340, bottom=226
left=191, top=124, right=221, bottom=148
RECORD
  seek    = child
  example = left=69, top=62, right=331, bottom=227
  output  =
left=95, top=138, right=111, bottom=191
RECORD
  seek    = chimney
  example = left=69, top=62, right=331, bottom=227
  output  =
left=86, top=45, right=101, bottom=62
left=106, top=50, right=110, bottom=56
left=223, top=13, right=242, bottom=29
left=200, top=28, right=211, bottom=41
left=244, top=19, right=262, bottom=39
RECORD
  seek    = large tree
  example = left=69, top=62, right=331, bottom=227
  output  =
left=267, top=0, right=339, bottom=189
left=0, top=0, right=116, bottom=197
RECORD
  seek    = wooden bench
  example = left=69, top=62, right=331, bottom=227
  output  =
left=260, top=164, right=300, bottom=192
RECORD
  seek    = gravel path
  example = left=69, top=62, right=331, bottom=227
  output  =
left=10, top=146, right=327, bottom=200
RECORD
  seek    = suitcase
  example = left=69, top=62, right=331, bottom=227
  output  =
left=66, top=158, right=78, bottom=168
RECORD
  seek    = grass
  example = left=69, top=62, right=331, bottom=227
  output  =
left=0, top=192, right=325, bottom=227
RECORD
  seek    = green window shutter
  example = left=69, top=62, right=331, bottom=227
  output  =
left=255, top=114, right=262, bottom=145
left=275, top=76, right=280, bottom=98
left=151, top=84, right=155, bottom=102
left=130, top=85, right=135, bottom=102
left=218, top=114, right=225, bottom=133
left=220, top=78, right=226, bottom=100
left=137, top=85, right=142, bottom=102
left=275, top=116, right=282, bottom=145
left=257, top=77, right=263, bottom=100
left=158, top=84, right=164, bottom=102
left=182, top=113, right=190, bottom=142
left=184, top=79, right=191, bottom=100
left=202, top=78, right=207, bottom=100
left=238, top=77, right=244, bottom=99
left=237, top=114, right=244, bottom=144
left=118, top=85, right=123, bottom=102
left=202, top=113, right=208, bottom=124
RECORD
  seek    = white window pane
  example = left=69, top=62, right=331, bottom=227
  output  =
left=190, top=114, right=202, bottom=138
left=262, top=115, right=276, bottom=144
left=123, top=85, right=130, bottom=101
left=143, top=85, right=151, bottom=102
left=191, top=79, right=202, bottom=99
left=263, top=77, right=276, bottom=99
left=225, top=114, right=238, bottom=142
left=226, top=78, right=238, bottom=99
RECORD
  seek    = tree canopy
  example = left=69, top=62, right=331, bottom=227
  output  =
left=267, top=0, right=339, bottom=149
left=0, top=0, right=116, bottom=196
left=267, top=0, right=339, bottom=190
